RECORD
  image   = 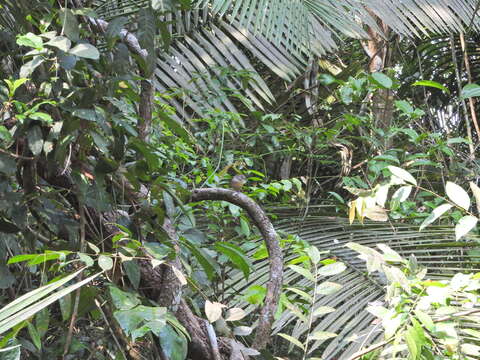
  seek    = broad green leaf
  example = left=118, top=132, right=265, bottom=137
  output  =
left=4, top=78, right=28, bottom=97
left=286, top=287, right=312, bottom=302
left=59, top=9, right=80, bottom=41
left=447, top=137, right=469, bottom=145
left=181, top=238, right=219, bottom=281
left=288, top=264, right=315, bottom=282
left=405, top=326, right=419, bottom=359
left=19, top=56, right=44, bottom=78
left=35, top=308, right=49, bottom=339
left=414, top=310, right=434, bottom=331
left=461, top=83, right=480, bottom=99
left=123, top=261, right=140, bottom=289
left=395, top=100, right=413, bottom=114
left=412, top=80, right=449, bottom=93
left=419, top=204, right=453, bottom=231
left=277, top=333, right=304, bottom=350
left=214, top=242, right=251, bottom=279
left=370, top=73, right=393, bottom=89
left=98, top=255, right=113, bottom=271
left=78, top=253, right=94, bottom=267
left=317, top=262, right=346, bottom=277
left=306, top=246, right=321, bottom=265
left=105, top=16, right=128, bottom=49
left=45, top=36, right=71, bottom=52
left=69, top=43, right=100, bottom=60
left=29, top=112, right=53, bottom=124
left=16, top=33, right=43, bottom=49
left=243, top=285, right=266, bottom=305
left=387, top=166, right=417, bottom=185
left=377, top=244, right=403, bottom=262
left=316, top=282, right=342, bottom=295
left=109, top=286, right=140, bottom=311
left=391, top=186, right=412, bottom=204
left=445, top=181, right=470, bottom=210
left=239, top=217, right=250, bottom=237
left=27, top=322, right=41, bottom=350
left=455, top=215, right=478, bottom=240
left=158, top=324, right=188, bottom=360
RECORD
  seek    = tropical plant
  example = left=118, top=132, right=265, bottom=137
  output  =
left=1, top=0, right=480, bottom=359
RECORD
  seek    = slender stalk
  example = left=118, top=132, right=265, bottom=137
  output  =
left=449, top=34, right=475, bottom=158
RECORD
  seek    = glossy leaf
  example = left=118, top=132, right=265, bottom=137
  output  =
left=445, top=181, right=470, bottom=210
left=419, top=204, right=453, bottom=231
left=455, top=216, right=478, bottom=240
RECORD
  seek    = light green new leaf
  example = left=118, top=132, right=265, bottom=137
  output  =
left=412, top=80, right=449, bottom=94
left=455, top=216, right=478, bottom=240
left=288, top=265, right=315, bottom=282
left=277, top=333, right=304, bottom=350
left=419, top=204, right=453, bottom=231
left=445, top=181, right=470, bottom=210
left=387, top=166, right=417, bottom=185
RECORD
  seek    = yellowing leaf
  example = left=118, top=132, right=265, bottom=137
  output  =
left=348, top=200, right=355, bottom=224
left=445, top=181, right=470, bottom=210
left=171, top=266, right=187, bottom=286
left=455, top=215, right=478, bottom=240
left=470, top=182, right=480, bottom=214
left=225, top=308, right=246, bottom=322
left=205, top=300, right=225, bottom=323
left=387, top=166, right=417, bottom=185
left=364, top=205, right=388, bottom=222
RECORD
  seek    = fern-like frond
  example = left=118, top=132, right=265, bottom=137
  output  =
left=221, top=209, right=480, bottom=359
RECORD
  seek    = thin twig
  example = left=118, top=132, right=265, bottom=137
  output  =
left=63, top=201, right=86, bottom=357
left=94, top=298, right=128, bottom=360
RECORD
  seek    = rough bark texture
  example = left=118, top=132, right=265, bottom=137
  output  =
left=190, top=188, right=283, bottom=350
left=361, top=13, right=394, bottom=149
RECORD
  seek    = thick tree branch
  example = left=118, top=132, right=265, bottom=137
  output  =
left=190, top=188, right=283, bottom=350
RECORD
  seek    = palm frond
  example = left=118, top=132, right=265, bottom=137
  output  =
left=220, top=208, right=480, bottom=359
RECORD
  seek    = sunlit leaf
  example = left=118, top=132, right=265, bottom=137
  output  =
left=445, top=181, right=470, bottom=210
left=455, top=216, right=478, bottom=240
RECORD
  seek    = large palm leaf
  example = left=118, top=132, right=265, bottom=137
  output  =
left=88, top=0, right=480, bottom=121
left=220, top=208, right=480, bottom=359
